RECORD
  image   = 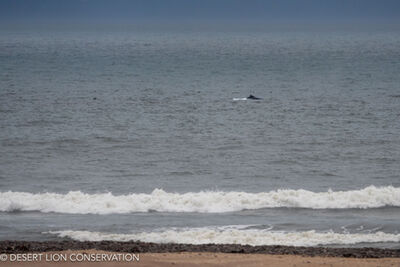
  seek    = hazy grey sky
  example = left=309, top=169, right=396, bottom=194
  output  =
left=0, top=0, right=399, bottom=23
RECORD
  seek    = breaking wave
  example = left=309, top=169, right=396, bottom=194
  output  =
left=1, top=185, right=399, bottom=214
left=47, top=227, right=400, bottom=246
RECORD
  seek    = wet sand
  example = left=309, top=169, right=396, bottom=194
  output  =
left=1, top=241, right=400, bottom=258
left=1, top=241, right=399, bottom=266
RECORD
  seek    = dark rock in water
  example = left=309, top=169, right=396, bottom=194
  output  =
left=1, top=241, right=400, bottom=258
left=247, top=95, right=262, bottom=100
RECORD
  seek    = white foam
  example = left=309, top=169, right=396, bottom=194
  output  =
left=232, top=98, right=248, bottom=101
left=1, top=185, right=399, bottom=214
left=47, top=227, right=400, bottom=246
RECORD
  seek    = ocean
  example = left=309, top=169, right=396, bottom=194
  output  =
left=0, top=23, right=400, bottom=248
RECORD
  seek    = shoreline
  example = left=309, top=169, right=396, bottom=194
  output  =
left=1, top=241, right=399, bottom=258
left=1, top=251, right=400, bottom=267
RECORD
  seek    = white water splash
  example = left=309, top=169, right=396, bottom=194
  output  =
left=1, top=185, right=399, bottom=214
left=47, top=227, right=400, bottom=247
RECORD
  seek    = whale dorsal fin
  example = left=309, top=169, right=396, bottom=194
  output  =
left=247, top=94, right=261, bottom=100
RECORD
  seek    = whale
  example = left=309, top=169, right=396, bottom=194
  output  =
left=247, top=94, right=262, bottom=100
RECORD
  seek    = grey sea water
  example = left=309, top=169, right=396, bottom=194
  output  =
left=1, top=24, right=400, bottom=247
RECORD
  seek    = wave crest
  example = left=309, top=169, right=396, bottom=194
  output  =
left=47, top=228, right=400, bottom=246
left=1, top=185, right=399, bottom=214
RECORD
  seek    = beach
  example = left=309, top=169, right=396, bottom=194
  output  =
left=1, top=241, right=400, bottom=266
left=1, top=17, right=400, bottom=265
left=1, top=249, right=400, bottom=267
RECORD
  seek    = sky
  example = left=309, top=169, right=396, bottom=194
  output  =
left=0, top=0, right=399, bottom=23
